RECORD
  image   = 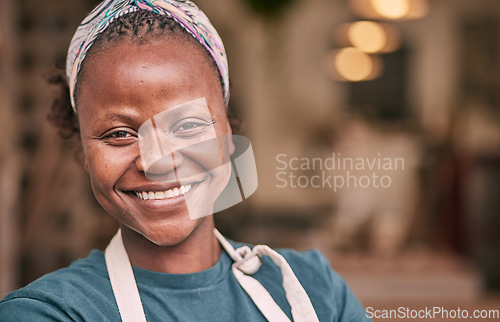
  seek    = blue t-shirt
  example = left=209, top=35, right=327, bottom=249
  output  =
left=0, top=242, right=369, bottom=321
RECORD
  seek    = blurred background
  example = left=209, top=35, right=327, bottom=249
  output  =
left=1, top=0, right=500, bottom=319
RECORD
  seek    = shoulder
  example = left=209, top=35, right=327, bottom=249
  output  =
left=0, top=250, right=117, bottom=321
left=277, top=247, right=331, bottom=276
left=274, top=248, right=345, bottom=298
left=266, top=247, right=371, bottom=321
left=3, top=249, right=108, bottom=301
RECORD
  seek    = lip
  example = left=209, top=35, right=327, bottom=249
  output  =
left=120, top=178, right=207, bottom=211
left=127, top=181, right=185, bottom=193
left=122, top=174, right=208, bottom=193
left=123, top=185, right=188, bottom=211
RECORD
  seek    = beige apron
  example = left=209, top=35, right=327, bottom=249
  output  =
left=105, top=229, right=319, bottom=322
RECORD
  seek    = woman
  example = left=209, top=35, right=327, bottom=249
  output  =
left=0, top=1, right=369, bottom=321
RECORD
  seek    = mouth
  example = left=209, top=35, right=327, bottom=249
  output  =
left=134, top=183, right=192, bottom=200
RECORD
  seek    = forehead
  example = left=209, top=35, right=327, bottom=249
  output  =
left=75, top=37, right=224, bottom=120
left=77, top=34, right=217, bottom=89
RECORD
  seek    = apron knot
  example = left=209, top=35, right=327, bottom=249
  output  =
left=233, top=245, right=262, bottom=275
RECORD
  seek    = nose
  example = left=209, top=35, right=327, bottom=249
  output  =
left=137, top=118, right=186, bottom=178
left=136, top=150, right=184, bottom=176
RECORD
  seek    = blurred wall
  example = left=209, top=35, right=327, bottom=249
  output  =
left=1, top=0, right=500, bottom=298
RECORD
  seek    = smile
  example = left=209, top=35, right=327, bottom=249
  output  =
left=134, top=184, right=192, bottom=200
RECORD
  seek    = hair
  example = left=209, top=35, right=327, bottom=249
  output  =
left=48, top=10, right=239, bottom=139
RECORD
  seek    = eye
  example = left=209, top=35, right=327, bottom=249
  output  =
left=177, top=122, right=201, bottom=131
left=172, top=119, right=215, bottom=137
left=101, top=129, right=137, bottom=146
left=109, top=131, right=132, bottom=138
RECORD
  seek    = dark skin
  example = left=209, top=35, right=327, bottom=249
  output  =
left=76, top=37, right=234, bottom=274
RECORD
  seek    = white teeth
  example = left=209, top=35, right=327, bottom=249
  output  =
left=135, top=184, right=192, bottom=201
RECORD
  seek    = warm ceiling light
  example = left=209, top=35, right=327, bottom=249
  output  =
left=349, top=0, right=428, bottom=20
left=335, top=21, right=401, bottom=54
left=348, top=21, right=386, bottom=53
left=325, top=47, right=382, bottom=82
left=370, top=0, right=410, bottom=19
left=335, top=48, right=371, bottom=81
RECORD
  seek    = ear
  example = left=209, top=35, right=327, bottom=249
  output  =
left=74, top=144, right=90, bottom=172
left=225, top=120, right=235, bottom=156
left=83, top=153, right=90, bottom=173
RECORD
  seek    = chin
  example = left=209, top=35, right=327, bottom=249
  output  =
left=135, top=218, right=205, bottom=247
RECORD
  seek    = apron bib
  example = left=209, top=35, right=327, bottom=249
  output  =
left=104, top=229, right=319, bottom=322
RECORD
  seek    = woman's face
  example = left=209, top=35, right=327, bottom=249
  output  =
left=76, top=37, right=233, bottom=246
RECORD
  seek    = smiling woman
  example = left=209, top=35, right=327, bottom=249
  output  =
left=77, top=37, right=232, bottom=251
left=0, top=1, right=369, bottom=321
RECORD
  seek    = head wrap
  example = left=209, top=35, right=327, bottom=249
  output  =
left=66, top=0, right=229, bottom=111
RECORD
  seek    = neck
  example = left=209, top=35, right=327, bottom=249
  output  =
left=119, top=219, right=221, bottom=274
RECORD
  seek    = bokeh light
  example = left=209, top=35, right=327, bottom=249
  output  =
left=336, top=21, right=401, bottom=54
left=349, top=21, right=386, bottom=53
left=325, top=47, right=383, bottom=82
left=349, top=0, right=429, bottom=20
left=371, top=0, right=410, bottom=19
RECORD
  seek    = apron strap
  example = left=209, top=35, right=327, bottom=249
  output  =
left=105, top=230, right=147, bottom=322
left=105, top=229, right=319, bottom=322
left=214, top=229, right=319, bottom=322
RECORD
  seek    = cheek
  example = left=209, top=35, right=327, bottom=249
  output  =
left=180, top=139, right=225, bottom=171
left=178, top=122, right=233, bottom=174
left=85, top=143, right=136, bottom=190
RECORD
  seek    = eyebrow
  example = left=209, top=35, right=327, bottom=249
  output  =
left=95, top=112, right=138, bottom=125
left=167, top=104, right=208, bottom=119
left=154, top=100, right=214, bottom=123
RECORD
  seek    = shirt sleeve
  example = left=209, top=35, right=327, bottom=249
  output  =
left=316, top=251, right=372, bottom=322
left=0, top=297, right=72, bottom=321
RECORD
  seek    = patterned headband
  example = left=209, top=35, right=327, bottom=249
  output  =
left=66, top=0, right=229, bottom=111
